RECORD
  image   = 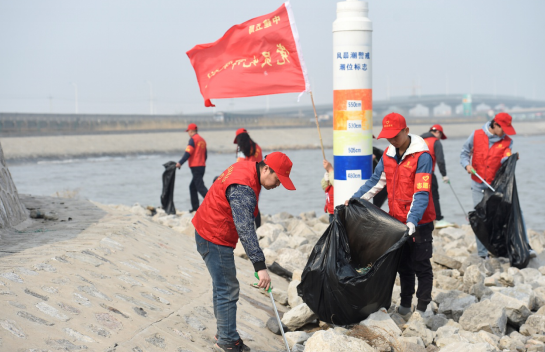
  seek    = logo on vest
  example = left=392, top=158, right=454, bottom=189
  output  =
left=498, top=144, right=503, bottom=148
left=422, top=175, right=429, bottom=181
left=221, top=166, right=234, bottom=183
left=404, top=161, right=412, bottom=168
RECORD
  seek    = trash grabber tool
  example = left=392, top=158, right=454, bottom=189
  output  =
left=254, top=272, right=290, bottom=352
left=447, top=181, right=469, bottom=222
left=471, top=169, right=496, bottom=192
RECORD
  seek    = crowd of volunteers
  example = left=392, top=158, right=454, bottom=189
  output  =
left=173, top=111, right=529, bottom=351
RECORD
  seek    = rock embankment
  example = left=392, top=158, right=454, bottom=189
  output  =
left=3, top=197, right=545, bottom=351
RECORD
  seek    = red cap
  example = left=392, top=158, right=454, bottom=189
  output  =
left=263, top=152, right=296, bottom=191
left=430, top=124, right=447, bottom=139
left=377, top=113, right=407, bottom=139
left=233, top=128, right=248, bottom=144
left=185, top=123, right=198, bottom=132
left=495, top=113, right=516, bottom=135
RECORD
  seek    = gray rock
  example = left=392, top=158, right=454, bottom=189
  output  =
left=24, top=288, right=49, bottom=301
left=434, top=322, right=464, bottom=348
left=64, top=328, right=94, bottom=343
left=304, top=329, right=375, bottom=352
left=520, top=313, right=545, bottom=336
left=145, top=333, right=166, bottom=348
left=45, top=339, right=88, bottom=350
left=426, top=314, right=448, bottom=331
left=0, top=272, right=24, bottom=283
left=266, top=316, right=288, bottom=335
left=292, top=344, right=305, bottom=352
left=470, top=283, right=493, bottom=301
left=459, top=299, right=507, bottom=337
left=88, top=324, right=111, bottom=337
left=499, top=335, right=526, bottom=351
left=433, top=253, right=462, bottom=270
left=436, top=290, right=477, bottom=322
left=0, top=319, right=26, bottom=338
left=95, top=313, right=123, bottom=330
left=535, top=287, right=545, bottom=310
left=36, top=301, right=70, bottom=321
left=33, top=262, right=57, bottom=272
left=281, top=303, right=317, bottom=330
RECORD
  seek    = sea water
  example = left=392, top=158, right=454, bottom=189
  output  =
left=7, top=135, right=545, bottom=231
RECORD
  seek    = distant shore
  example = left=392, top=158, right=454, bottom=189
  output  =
left=2, top=120, right=545, bottom=162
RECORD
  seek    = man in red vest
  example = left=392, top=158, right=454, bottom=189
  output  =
left=460, top=112, right=535, bottom=259
left=176, top=123, right=208, bottom=212
left=192, top=152, right=296, bottom=352
left=421, top=124, right=451, bottom=228
left=346, top=112, right=436, bottom=316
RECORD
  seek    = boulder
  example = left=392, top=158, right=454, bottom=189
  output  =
left=271, top=212, right=293, bottom=222
left=276, top=249, right=308, bottom=273
left=271, top=288, right=288, bottom=306
left=500, top=285, right=535, bottom=311
left=299, top=211, right=316, bottom=221
left=289, top=236, right=309, bottom=248
left=435, top=290, right=477, bottom=322
left=292, top=269, right=303, bottom=282
left=436, top=273, right=463, bottom=291
left=433, top=253, right=462, bottom=270
left=267, top=261, right=293, bottom=280
left=490, top=292, right=531, bottom=327
left=303, top=329, right=375, bottom=352
left=458, top=330, right=500, bottom=349
left=434, top=322, right=465, bottom=348
left=463, top=265, right=485, bottom=293
left=534, top=287, right=545, bottom=310
left=287, top=280, right=304, bottom=308
left=520, top=313, right=545, bottom=336
left=438, top=227, right=466, bottom=241
left=256, top=222, right=284, bottom=240
left=281, top=303, right=317, bottom=330
left=360, top=308, right=402, bottom=336
left=499, top=335, right=526, bottom=352
left=437, top=342, right=498, bottom=352
left=402, top=311, right=434, bottom=346
left=520, top=268, right=542, bottom=286
left=289, top=222, right=316, bottom=238
left=459, top=299, right=507, bottom=337
left=470, top=283, right=493, bottom=301
left=268, top=235, right=290, bottom=251
left=285, top=331, right=312, bottom=348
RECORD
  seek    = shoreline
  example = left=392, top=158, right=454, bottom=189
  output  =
left=2, top=121, right=545, bottom=163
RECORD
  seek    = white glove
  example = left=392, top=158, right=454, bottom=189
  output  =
left=407, top=222, right=416, bottom=236
left=324, top=171, right=329, bottom=182
left=442, top=176, right=449, bottom=184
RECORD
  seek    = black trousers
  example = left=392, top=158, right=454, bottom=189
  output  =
left=190, top=166, right=208, bottom=210
left=431, top=173, right=443, bottom=221
left=398, top=222, right=434, bottom=312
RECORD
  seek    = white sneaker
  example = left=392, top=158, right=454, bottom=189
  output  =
left=435, top=220, right=454, bottom=229
left=529, top=249, right=537, bottom=259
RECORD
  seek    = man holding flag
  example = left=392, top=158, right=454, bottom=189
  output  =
left=187, top=2, right=308, bottom=351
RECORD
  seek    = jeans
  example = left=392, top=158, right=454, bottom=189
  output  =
left=431, top=173, right=443, bottom=221
left=195, top=231, right=240, bottom=345
left=398, top=222, right=434, bottom=312
left=190, top=166, right=208, bottom=210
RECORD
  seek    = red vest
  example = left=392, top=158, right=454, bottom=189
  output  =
left=237, top=143, right=263, bottom=163
left=192, top=162, right=261, bottom=248
left=188, top=134, right=207, bottom=167
left=324, top=185, right=334, bottom=214
left=471, top=129, right=512, bottom=184
left=382, top=150, right=436, bottom=225
left=423, top=136, right=438, bottom=172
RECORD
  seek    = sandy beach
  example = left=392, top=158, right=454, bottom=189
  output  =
left=2, top=120, right=545, bottom=162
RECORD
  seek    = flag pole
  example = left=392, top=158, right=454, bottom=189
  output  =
left=310, top=91, right=326, bottom=160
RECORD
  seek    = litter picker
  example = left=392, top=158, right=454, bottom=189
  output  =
left=254, top=272, right=291, bottom=352
left=471, top=169, right=496, bottom=192
left=447, top=181, right=469, bottom=222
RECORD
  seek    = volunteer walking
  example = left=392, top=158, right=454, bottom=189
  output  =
left=192, top=152, right=296, bottom=352
left=421, top=124, right=451, bottom=228
left=176, top=123, right=208, bottom=212
left=460, top=112, right=536, bottom=259
left=346, top=112, right=436, bottom=316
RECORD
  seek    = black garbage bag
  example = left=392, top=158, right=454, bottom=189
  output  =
left=161, top=161, right=177, bottom=215
left=298, top=198, right=408, bottom=325
left=469, top=154, right=529, bottom=268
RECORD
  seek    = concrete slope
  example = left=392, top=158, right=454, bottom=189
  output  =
left=0, top=195, right=288, bottom=351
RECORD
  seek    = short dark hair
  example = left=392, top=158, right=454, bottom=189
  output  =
left=490, top=119, right=497, bottom=128
left=258, top=160, right=275, bottom=174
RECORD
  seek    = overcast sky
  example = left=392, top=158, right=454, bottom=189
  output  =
left=0, top=0, right=543, bottom=115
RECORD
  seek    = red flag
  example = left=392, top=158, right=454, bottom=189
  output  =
left=187, top=2, right=310, bottom=107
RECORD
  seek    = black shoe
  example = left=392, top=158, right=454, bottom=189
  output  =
left=214, top=338, right=250, bottom=352
left=189, top=208, right=197, bottom=213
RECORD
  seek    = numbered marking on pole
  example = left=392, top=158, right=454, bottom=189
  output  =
left=347, top=120, right=362, bottom=131
left=346, top=100, right=362, bottom=111
left=346, top=146, right=363, bottom=155
left=346, top=170, right=362, bottom=180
